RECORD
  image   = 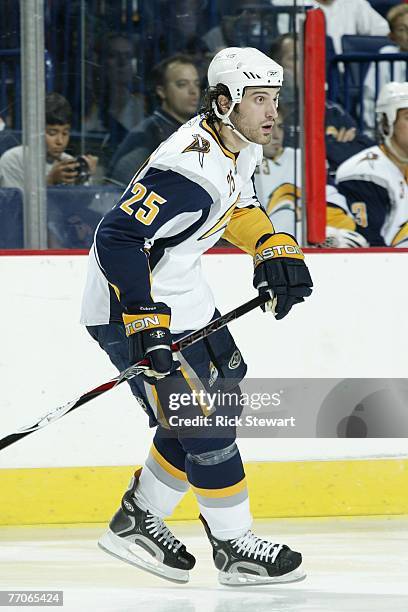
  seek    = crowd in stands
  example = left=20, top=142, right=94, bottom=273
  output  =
left=0, top=0, right=407, bottom=248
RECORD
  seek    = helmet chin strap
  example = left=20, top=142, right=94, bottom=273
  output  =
left=211, top=100, right=254, bottom=145
left=384, top=134, right=408, bottom=164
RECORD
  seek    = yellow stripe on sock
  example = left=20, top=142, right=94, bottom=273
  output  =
left=191, top=477, right=247, bottom=498
left=150, top=443, right=188, bottom=482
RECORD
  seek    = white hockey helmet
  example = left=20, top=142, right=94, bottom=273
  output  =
left=207, top=46, right=283, bottom=104
left=376, top=81, right=408, bottom=138
left=207, top=47, right=283, bottom=143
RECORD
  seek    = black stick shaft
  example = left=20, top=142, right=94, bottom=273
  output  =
left=0, top=293, right=269, bottom=451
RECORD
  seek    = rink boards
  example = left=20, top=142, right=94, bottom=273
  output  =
left=0, top=251, right=407, bottom=524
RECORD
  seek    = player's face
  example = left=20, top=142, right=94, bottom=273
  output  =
left=45, top=124, right=71, bottom=159
left=262, top=113, right=284, bottom=158
left=390, top=14, right=408, bottom=52
left=392, top=108, right=408, bottom=155
left=230, top=87, right=280, bottom=145
left=159, top=62, right=200, bottom=122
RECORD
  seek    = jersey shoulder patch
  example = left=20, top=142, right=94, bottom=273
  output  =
left=336, top=146, right=383, bottom=182
left=151, top=116, right=235, bottom=201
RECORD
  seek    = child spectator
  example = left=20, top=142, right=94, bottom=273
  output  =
left=0, top=93, right=98, bottom=190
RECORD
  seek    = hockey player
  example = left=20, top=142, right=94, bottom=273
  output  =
left=255, top=110, right=367, bottom=247
left=336, top=82, right=408, bottom=247
left=80, top=47, right=313, bottom=586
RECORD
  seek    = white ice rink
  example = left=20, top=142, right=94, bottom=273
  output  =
left=1, top=515, right=407, bottom=612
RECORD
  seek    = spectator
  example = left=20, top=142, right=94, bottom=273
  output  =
left=336, top=82, right=408, bottom=247
left=0, top=93, right=98, bottom=190
left=0, top=116, right=20, bottom=157
left=269, top=32, right=374, bottom=172
left=108, top=54, right=200, bottom=186
left=254, top=109, right=367, bottom=247
left=315, top=0, right=389, bottom=55
left=202, top=0, right=276, bottom=54
left=363, top=3, right=408, bottom=134
left=273, top=0, right=388, bottom=52
left=85, top=34, right=146, bottom=148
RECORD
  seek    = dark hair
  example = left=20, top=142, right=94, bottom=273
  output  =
left=151, top=53, right=196, bottom=89
left=200, top=83, right=232, bottom=126
left=45, top=93, right=72, bottom=126
left=269, top=32, right=298, bottom=65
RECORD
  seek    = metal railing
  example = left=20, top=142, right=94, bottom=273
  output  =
left=328, top=52, right=408, bottom=132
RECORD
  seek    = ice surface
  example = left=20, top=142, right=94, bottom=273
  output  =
left=1, top=516, right=407, bottom=612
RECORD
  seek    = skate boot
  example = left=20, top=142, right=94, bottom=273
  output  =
left=200, top=514, right=305, bottom=586
left=98, top=469, right=196, bottom=583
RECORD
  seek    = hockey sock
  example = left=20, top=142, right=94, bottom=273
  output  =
left=185, top=441, right=252, bottom=540
left=133, top=434, right=189, bottom=518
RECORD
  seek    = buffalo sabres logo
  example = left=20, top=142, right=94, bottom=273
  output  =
left=183, top=134, right=211, bottom=168
left=358, top=151, right=379, bottom=170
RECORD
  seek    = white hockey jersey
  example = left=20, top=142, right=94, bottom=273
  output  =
left=254, top=147, right=302, bottom=239
left=81, top=115, right=274, bottom=333
left=336, top=144, right=408, bottom=246
left=254, top=147, right=355, bottom=239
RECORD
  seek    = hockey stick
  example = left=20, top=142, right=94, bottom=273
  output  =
left=0, top=293, right=269, bottom=451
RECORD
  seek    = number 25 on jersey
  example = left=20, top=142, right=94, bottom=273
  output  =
left=120, top=182, right=166, bottom=225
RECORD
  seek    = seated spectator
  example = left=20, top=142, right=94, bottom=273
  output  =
left=254, top=109, right=366, bottom=247
left=273, top=0, right=388, bottom=52
left=0, top=116, right=20, bottom=157
left=202, top=0, right=276, bottom=54
left=336, top=82, right=408, bottom=247
left=363, top=3, right=408, bottom=134
left=269, top=32, right=374, bottom=172
left=314, top=0, right=389, bottom=54
left=108, top=54, right=200, bottom=186
left=0, top=93, right=98, bottom=190
left=85, top=33, right=146, bottom=148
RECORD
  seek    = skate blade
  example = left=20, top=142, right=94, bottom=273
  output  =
left=98, top=530, right=189, bottom=584
left=218, top=566, right=306, bottom=586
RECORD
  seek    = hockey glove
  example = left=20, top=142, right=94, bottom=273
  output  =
left=323, top=227, right=369, bottom=248
left=253, top=233, right=313, bottom=320
left=123, top=302, right=177, bottom=381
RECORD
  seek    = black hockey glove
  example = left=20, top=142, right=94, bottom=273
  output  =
left=122, top=302, right=178, bottom=381
left=253, top=233, right=313, bottom=320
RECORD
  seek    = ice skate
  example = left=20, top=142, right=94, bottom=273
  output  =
left=200, top=514, right=305, bottom=586
left=98, top=470, right=196, bottom=584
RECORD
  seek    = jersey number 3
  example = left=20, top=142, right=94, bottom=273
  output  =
left=120, top=182, right=166, bottom=225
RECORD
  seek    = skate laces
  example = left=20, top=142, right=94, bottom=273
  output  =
left=231, top=530, right=283, bottom=563
left=145, top=513, right=183, bottom=553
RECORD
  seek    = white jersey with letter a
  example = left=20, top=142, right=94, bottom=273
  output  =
left=81, top=115, right=271, bottom=333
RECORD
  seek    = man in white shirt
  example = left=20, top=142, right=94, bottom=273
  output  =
left=363, top=3, right=408, bottom=133
left=274, top=0, right=388, bottom=54
left=314, top=0, right=389, bottom=54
